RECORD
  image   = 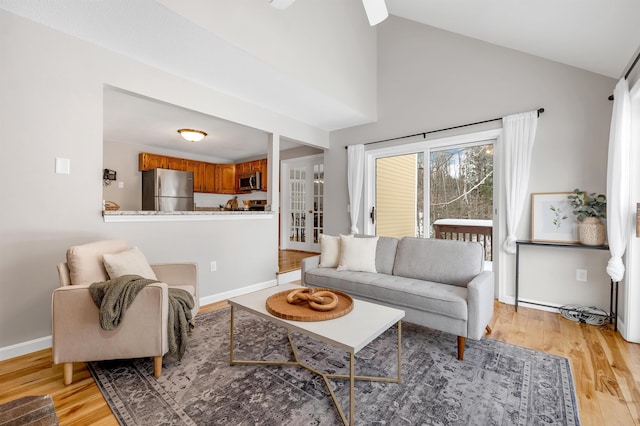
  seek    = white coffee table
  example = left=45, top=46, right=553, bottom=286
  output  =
left=228, top=283, right=405, bottom=426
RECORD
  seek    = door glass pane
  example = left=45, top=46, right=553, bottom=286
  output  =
left=313, top=164, right=324, bottom=244
left=375, top=154, right=419, bottom=238
left=289, top=166, right=307, bottom=243
left=429, top=143, right=493, bottom=260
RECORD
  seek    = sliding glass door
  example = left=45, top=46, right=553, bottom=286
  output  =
left=366, top=134, right=495, bottom=243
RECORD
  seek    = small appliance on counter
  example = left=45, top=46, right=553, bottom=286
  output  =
left=246, top=199, right=267, bottom=211
left=223, top=198, right=267, bottom=211
left=142, top=168, right=194, bottom=211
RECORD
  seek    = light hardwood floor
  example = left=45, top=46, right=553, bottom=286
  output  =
left=278, top=249, right=318, bottom=273
left=1, top=302, right=638, bottom=425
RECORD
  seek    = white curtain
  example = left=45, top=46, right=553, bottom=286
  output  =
left=347, top=144, right=365, bottom=234
left=606, top=78, right=632, bottom=282
left=503, top=111, right=539, bottom=254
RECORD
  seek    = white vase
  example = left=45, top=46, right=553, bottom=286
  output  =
left=578, top=217, right=606, bottom=246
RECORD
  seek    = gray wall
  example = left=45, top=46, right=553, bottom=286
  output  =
left=0, top=10, right=328, bottom=352
left=326, top=17, right=617, bottom=311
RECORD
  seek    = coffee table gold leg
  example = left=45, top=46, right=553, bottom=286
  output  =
left=349, top=351, right=355, bottom=426
left=229, top=306, right=234, bottom=365
left=397, top=321, right=402, bottom=382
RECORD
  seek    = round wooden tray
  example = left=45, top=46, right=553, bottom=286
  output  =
left=266, top=288, right=353, bottom=322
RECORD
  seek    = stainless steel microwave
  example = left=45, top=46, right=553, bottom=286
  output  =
left=238, top=171, right=261, bottom=192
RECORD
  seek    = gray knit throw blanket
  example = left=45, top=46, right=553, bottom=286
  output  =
left=88, top=274, right=195, bottom=360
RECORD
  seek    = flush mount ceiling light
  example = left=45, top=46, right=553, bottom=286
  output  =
left=269, top=0, right=388, bottom=26
left=177, top=129, right=207, bottom=142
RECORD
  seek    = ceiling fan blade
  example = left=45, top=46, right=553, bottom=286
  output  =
left=270, top=0, right=298, bottom=10
left=362, top=0, right=388, bottom=26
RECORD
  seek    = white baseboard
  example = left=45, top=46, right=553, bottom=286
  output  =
left=0, top=280, right=279, bottom=362
left=0, top=336, right=52, bottom=362
left=277, top=270, right=301, bottom=284
left=198, top=279, right=278, bottom=306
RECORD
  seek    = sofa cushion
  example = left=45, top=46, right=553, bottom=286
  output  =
left=392, top=238, right=483, bottom=287
left=355, top=235, right=399, bottom=275
left=66, top=239, right=128, bottom=285
left=337, top=235, right=378, bottom=273
left=103, top=246, right=158, bottom=280
left=318, top=234, right=352, bottom=268
left=304, top=267, right=468, bottom=320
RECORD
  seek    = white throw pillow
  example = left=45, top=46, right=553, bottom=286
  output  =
left=337, top=235, right=378, bottom=273
left=102, top=247, right=157, bottom=280
left=318, top=234, right=353, bottom=268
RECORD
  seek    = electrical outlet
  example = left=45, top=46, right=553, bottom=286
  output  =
left=210, top=261, right=217, bottom=272
left=576, top=269, right=587, bottom=282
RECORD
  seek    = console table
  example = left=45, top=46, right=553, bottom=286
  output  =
left=515, top=240, right=618, bottom=330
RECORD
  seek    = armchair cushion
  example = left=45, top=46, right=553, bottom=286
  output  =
left=103, top=247, right=157, bottom=280
left=66, top=239, right=128, bottom=285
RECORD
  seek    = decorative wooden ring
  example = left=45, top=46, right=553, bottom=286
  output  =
left=286, top=288, right=311, bottom=304
left=308, top=291, right=339, bottom=312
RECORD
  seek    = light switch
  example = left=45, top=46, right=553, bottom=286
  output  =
left=118, top=181, right=124, bottom=189
left=55, top=157, right=70, bottom=174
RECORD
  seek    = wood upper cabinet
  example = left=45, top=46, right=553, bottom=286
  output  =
left=203, top=163, right=216, bottom=193
left=138, top=153, right=166, bottom=171
left=184, top=160, right=205, bottom=192
left=236, top=162, right=252, bottom=174
left=260, top=159, right=268, bottom=191
left=214, top=164, right=236, bottom=194
left=138, top=152, right=265, bottom=194
left=166, top=156, right=185, bottom=171
left=236, top=159, right=268, bottom=192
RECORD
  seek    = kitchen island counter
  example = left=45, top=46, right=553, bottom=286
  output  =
left=103, top=210, right=274, bottom=223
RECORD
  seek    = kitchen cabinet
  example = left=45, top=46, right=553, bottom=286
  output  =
left=236, top=159, right=268, bottom=192
left=204, top=163, right=216, bottom=193
left=215, top=164, right=236, bottom=194
left=260, top=159, right=268, bottom=191
left=184, top=160, right=205, bottom=192
left=138, top=153, right=166, bottom=171
left=139, top=152, right=266, bottom=194
left=166, top=156, right=185, bottom=171
left=236, top=162, right=252, bottom=174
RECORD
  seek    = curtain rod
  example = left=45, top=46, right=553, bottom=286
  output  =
left=608, top=49, right=640, bottom=100
left=345, top=107, right=545, bottom=149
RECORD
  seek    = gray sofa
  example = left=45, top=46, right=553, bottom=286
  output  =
left=301, top=236, right=494, bottom=360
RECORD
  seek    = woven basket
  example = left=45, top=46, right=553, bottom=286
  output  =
left=266, top=288, right=353, bottom=321
left=104, top=201, right=120, bottom=211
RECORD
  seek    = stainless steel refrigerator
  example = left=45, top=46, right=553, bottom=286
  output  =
left=142, top=168, right=194, bottom=211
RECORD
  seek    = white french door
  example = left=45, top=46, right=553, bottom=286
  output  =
left=281, top=155, right=324, bottom=252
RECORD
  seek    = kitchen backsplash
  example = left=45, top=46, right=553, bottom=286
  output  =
left=194, top=191, right=267, bottom=208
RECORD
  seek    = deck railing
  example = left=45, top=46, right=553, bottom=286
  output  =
left=433, top=219, right=493, bottom=261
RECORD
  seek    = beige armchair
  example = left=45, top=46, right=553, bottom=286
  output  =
left=51, top=240, right=199, bottom=385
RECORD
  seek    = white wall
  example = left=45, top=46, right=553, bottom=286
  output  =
left=326, top=17, right=616, bottom=312
left=158, top=0, right=377, bottom=125
left=0, top=10, right=328, bottom=352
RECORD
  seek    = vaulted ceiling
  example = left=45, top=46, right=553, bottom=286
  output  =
left=1, top=0, right=638, bottom=160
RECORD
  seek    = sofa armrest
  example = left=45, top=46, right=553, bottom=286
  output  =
left=51, top=283, right=169, bottom=364
left=466, top=271, right=495, bottom=340
left=301, top=255, right=321, bottom=287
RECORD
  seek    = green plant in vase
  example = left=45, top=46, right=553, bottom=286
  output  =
left=567, top=189, right=606, bottom=245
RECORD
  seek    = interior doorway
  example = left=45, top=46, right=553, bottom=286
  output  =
left=280, top=154, right=324, bottom=252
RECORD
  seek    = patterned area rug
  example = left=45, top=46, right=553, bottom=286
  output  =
left=0, top=395, right=59, bottom=425
left=88, top=308, right=580, bottom=425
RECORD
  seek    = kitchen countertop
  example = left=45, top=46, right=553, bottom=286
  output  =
left=103, top=209, right=274, bottom=223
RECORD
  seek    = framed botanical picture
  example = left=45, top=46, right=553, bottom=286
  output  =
left=531, top=192, right=579, bottom=243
